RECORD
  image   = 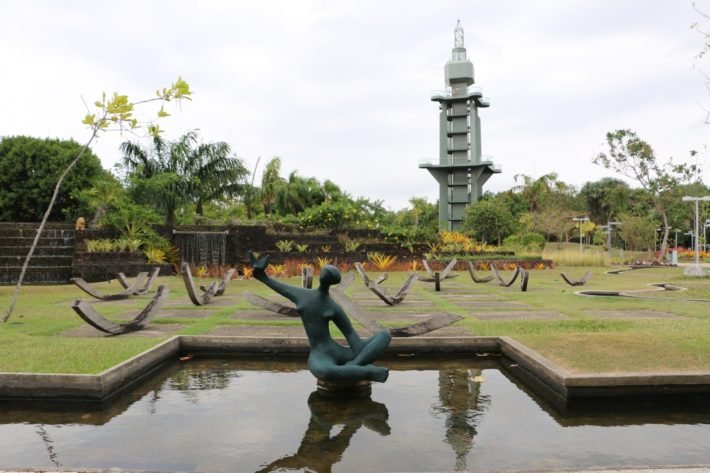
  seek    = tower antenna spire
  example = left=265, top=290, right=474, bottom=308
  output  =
left=454, top=19, right=464, bottom=48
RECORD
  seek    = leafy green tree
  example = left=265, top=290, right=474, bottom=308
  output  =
left=594, top=129, right=701, bottom=260
left=460, top=198, right=516, bottom=245
left=74, top=174, right=125, bottom=228
left=579, top=177, right=632, bottom=224
left=260, top=157, right=284, bottom=215
left=0, top=136, right=107, bottom=222
left=513, top=172, right=565, bottom=213
left=121, top=131, right=248, bottom=226
left=618, top=214, right=657, bottom=251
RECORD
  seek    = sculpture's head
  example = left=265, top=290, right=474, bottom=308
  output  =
left=319, top=264, right=341, bottom=288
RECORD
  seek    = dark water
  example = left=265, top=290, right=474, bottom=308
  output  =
left=2, top=357, right=710, bottom=472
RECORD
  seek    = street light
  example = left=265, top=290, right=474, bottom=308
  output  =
left=572, top=216, right=590, bottom=252
left=681, top=195, right=710, bottom=276
left=604, top=221, right=621, bottom=255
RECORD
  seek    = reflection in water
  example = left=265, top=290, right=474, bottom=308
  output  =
left=167, top=365, right=235, bottom=403
left=432, top=368, right=490, bottom=471
left=1, top=359, right=710, bottom=471
left=36, top=424, right=61, bottom=468
left=256, top=391, right=390, bottom=473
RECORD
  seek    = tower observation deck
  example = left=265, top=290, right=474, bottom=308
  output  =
left=420, top=21, right=501, bottom=230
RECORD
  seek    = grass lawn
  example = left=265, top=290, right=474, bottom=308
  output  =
left=0, top=265, right=709, bottom=375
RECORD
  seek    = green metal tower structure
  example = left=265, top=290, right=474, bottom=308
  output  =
left=420, top=21, right=500, bottom=231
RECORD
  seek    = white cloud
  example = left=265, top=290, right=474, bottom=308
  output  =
left=1, top=0, right=708, bottom=212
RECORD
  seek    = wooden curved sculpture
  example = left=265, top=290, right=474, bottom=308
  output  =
left=561, top=271, right=592, bottom=286
left=519, top=268, right=529, bottom=292
left=116, top=267, right=161, bottom=295
left=200, top=268, right=236, bottom=296
left=418, top=259, right=459, bottom=283
left=467, top=261, right=494, bottom=283
left=354, top=262, right=417, bottom=306
left=71, top=272, right=149, bottom=301
left=244, top=291, right=299, bottom=317
left=490, top=264, right=521, bottom=287
left=71, top=285, right=170, bottom=335
left=330, top=287, right=463, bottom=337
left=181, top=262, right=218, bottom=306
left=302, top=266, right=314, bottom=289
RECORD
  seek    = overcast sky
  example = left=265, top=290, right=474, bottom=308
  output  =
left=1, top=1, right=709, bottom=210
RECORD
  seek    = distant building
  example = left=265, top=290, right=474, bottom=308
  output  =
left=420, top=21, right=500, bottom=231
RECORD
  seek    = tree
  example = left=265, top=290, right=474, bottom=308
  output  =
left=460, top=198, right=516, bottom=245
left=618, top=214, right=656, bottom=251
left=579, top=177, right=632, bottom=224
left=260, top=157, right=284, bottom=215
left=75, top=174, right=125, bottom=228
left=3, top=77, right=192, bottom=322
left=594, top=129, right=701, bottom=260
left=0, top=136, right=107, bottom=222
left=121, top=131, right=248, bottom=226
left=512, top=172, right=564, bottom=213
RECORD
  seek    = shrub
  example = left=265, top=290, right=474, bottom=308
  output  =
left=368, top=252, right=397, bottom=271
left=314, top=256, right=332, bottom=269
left=145, top=248, right=167, bottom=264
left=295, top=243, right=309, bottom=253
left=275, top=239, right=295, bottom=252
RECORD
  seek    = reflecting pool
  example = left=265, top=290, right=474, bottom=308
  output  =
left=1, top=357, right=710, bottom=472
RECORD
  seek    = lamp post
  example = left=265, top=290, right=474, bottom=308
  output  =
left=681, top=195, right=710, bottom=276
left=674, top=228, right=680, bottom=249
left=605, top=221, right=621, bottom=255
left=572, top=216, right=589, bottom=252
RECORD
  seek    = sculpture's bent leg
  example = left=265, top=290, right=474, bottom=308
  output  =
left=309, top=352, right=389, bottom=383
left=71, top=285, right=170, bottom=335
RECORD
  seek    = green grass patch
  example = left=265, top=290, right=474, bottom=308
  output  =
left=1, top=266, right=709, bottom=374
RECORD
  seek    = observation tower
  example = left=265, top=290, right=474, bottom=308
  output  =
left=420, top=21, right=500, bottom=230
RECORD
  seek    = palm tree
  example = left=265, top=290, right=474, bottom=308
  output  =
left=513, top=172, right=563, bottom=213
left=260, top=157, right=284, bottom=215
left=121, top=131, right=248, bottom=226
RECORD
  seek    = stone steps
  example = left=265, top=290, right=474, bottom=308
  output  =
left=0, top=266, right=74, bottom=285
left=0, top=224, right=75, bottom=285
left=0, top=245, right=73, bottom=256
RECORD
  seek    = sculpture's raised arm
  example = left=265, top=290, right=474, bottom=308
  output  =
left=250, top=252, right=309, bottom=304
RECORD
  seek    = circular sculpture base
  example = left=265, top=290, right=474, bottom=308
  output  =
left=316, top=379, right=372, bottom=399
